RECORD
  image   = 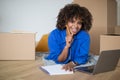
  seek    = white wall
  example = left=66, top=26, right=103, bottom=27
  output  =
left=0, top=0, right=73, bottom=41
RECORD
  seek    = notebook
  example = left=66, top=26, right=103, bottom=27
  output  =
left=74, top=49, right=120, bottom=75
left=40, top=64, right=73, bottom=75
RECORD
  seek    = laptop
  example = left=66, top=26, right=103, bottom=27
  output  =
left=74, top=49, right=120, bottom=75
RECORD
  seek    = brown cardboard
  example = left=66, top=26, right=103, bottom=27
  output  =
left=0, top=33, right=35, bottom=60
left=115, top=26, right=120, bottom=34
left=100, top=34, right=120, bottom=52
left=100, top=34, right=120, bottom=66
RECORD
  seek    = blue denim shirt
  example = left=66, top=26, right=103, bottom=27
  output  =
left=45, top=28, right=90, bottom=65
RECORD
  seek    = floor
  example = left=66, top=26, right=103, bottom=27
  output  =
left=0, top=53, right=120, bottom=80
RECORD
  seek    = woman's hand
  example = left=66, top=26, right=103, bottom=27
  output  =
left=66, top=25, right=73, bottom=48
left=65, top=34, right=73, bottom=48
left=62, top=61, right=76, bottom=71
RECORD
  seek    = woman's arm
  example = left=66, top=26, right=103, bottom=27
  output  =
left=57, top=45, right=69, bottom=62
left=58, top=25, right=73, bottom=62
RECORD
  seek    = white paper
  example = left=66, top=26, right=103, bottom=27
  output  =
left=40, top=64, right=73, bottom=75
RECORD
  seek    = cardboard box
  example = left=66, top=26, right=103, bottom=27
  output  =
left=100, top=34, right=120, bottom=66
left=0, top=33, right=35, bottom=60
left=115, top=26, right=120, bottom=34
left=100, top=34, right=120, bottom=52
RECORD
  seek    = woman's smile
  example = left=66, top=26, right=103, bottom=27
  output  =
left=68, top=18, right=82, bottom=35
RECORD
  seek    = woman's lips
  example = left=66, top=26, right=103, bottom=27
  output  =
left=71, top=28, right=77, bottom=34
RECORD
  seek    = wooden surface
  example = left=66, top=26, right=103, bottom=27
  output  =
left=0, top=55, right=120, bottom=80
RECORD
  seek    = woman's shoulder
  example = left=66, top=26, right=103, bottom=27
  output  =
left=50, top=28, right=65, bottom=35
left=76, top=30, right=90, bottom=39
left=80, top=30, right=89, bottom=35
left=49, top=28, right=65, bottom=38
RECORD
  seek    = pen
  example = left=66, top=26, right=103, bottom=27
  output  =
left=66, top=25, right=71, bottom=35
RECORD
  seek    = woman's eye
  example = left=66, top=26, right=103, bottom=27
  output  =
left=70, top=20, right=74, bottom=23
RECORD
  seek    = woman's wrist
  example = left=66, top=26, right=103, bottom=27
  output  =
left=64, top=45, right=69, bottom=49
left=71, top=61, right=78, bottom=66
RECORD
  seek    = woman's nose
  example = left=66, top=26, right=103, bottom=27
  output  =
left=73, top=23, right=77, bottom=27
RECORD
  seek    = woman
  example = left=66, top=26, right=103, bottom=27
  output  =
left=43, top=3, right=93, bottom=71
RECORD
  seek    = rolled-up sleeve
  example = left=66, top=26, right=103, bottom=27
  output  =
left=46, top=31, right=62, bottom=62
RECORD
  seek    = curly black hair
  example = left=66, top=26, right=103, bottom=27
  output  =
left=56, top=4, right=93, bottom=31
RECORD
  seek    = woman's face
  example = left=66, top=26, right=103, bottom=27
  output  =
left=67, top=18, right=82, bottom=35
